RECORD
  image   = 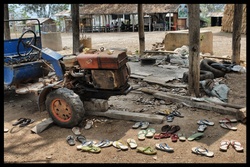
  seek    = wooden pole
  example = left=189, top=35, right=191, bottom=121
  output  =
left=138, top=4, right=145, bottom=57
left=71, top=4, right=80, bottom=55
left=187, top=4, right=200, bottom=97
left=232, top=4, right=243, bottom=65
left=4, top=4, right=11, bottom=40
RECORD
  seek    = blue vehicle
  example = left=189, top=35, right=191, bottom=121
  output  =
left=4, top=19, right=131, bottom=128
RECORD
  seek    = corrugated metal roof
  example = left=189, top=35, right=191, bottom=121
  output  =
left=26, top=18, right=55, bottom=25
left=54, top=10, right=71, bottom=17
left=79, top=4, right=180, bottom=15
left=207, top=12, right=224, bottom=17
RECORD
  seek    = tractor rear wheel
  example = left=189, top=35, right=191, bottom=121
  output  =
left=45, top=88, right=85, bottom=128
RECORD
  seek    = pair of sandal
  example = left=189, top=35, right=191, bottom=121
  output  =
left=166, top=111, right=184, bottom=122
left=81, top=145, right=101, bottom=153
left=137, top=146, right=157, bottom=155
left=220, top=139, right=244, bottom=152
left=113, top=140, right=128, bottom=150
left=192, top=146, right=214, bottom=157
left=197, top=119, right=214, bottom=132
left=67, top=134, right=86, bottom=146
left=155, top=143, right=174, bottom=152
left=219, top=118, right=238, bottom=131
left=12, top=118, right=34, bottom=127
left=154, top=125, right=180, bottom=139
left=132, top=121, right=149, bottom=129
left=138, top=128, right=156, bottom=140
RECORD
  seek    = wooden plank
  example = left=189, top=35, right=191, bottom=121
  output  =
left=86, top=109, right=165, bottom=124
left=201, top=55, right=245, bottom=62
left=144, top=50, right=178, bottom=54
left=141, top=88, right=239, bottom=116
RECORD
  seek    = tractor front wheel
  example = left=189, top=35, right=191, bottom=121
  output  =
left=45, top=88, right=85, bottom=128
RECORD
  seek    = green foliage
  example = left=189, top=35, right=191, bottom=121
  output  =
left=21, top=4, right=69, bottom=18
left=200, top=4, right=225, bottom=18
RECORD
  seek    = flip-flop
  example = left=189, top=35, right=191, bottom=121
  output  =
left=155, top=143, right=174, bottom=152
left=153, top=132, right=171, bottom=139
left=161, top=124, right=171, bottom=132
left=220, top=139, right=231, bottom=151
left=141, top=121, right=149, bottom=129
left=187, top=132, right=204, bottom=141
left=178, top=133, right=186, bottom=141
left=191, top=146, right=214, bottom=157
left=197, top=119, right=214, bottom=126
left=94, top=139, right=113, bottom=148
left=170, top=133, right=179, bottom=142
left=112, top=140, right=128, bottom=150
left=137, top=146, right=157, bottom=155
left=84, top=120, right=93, bottom=130
left=230, top=140, right=244, bottom=152
left=138, top=130, right=147, bottom=140
left=197, top=124, right=207, bottom=132
left=76, top=140, right=93, bottom=150
left=166, top=125, right=180, bottom=134
left=127, top=138, right=137, bottom=149
left=166, top=114, right=174, bottom=122
left=76, top=135, right=86, bottom=143
left=219, top=118, right=237, bottom=123
left=171, top=111, right=184, bottom=118
left=145, top=128, right=156, bottom=138
left=12, top=118, right=26, bottom=126
left=81, top=145, right=101, bottom=153
left=19, top=118, right=34, bottom=127
left=4, top=128, right=9, bottom=133
left=66, top=135, right=75, bottom=146
left=132, top=121, right=142, bottom=129
left=72, top=126, right=81, bottom=135
left=220, top=122, right=237, bottom=131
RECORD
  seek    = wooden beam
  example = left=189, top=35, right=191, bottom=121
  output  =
left=86, top=109, right=165, bottom=124
left=141, top=88, right=242, bottom=116
left=144, top=50, right=178, bottom=54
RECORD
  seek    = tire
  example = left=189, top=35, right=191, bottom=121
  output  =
left=200, top=59, right=225, bottom=78
left=45, top=88, right=85, bottom=128
left=182, top=70, right=214, bottom=83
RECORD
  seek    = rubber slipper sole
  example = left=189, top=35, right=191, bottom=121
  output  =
left=188, top=132, right=204, bottom=141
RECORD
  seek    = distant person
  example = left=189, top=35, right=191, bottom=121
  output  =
left=110, top=22, right=114, bottom=31
left=120, top=21, right=125, bottom=31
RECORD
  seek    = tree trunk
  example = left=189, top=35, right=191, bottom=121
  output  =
left=138, top=4, right=145, bottom=57
left=4, top=4, right=11, bottom=40
left=232, top=4, right=243, bottom=65
left=187, top=4, right=200, bottom=97
left=71, top=4, right=80, bottom=54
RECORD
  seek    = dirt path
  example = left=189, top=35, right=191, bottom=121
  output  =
left=4, top=26, right=246, bottom=163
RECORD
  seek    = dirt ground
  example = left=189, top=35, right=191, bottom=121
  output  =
left=4, top=27, right=246, bottom=163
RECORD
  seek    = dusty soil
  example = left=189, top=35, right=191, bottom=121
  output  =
left=4, top=27, right=246, bottom=163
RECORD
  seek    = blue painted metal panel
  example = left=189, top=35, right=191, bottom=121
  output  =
left=4, top=37, right=42, bottom=56
left=41, top=48, right=64, bottom=81
left=4, top=61, right=48, bottom=86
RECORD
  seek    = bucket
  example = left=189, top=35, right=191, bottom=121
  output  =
left=80, top=35, right=92, bottom=49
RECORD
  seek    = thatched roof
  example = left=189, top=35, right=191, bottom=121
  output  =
left=79, top=4, right=180, bottom=15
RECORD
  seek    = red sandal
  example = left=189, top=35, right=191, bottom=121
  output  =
left=154, top=132, right=171, bottom=139
left=171, top=133, right=179, bottom=142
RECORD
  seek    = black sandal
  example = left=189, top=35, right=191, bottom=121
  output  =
left=19, top=118, right=34, bottom=127
left=76, top=135, right=86, bottom=143
left=12, top=118, right=26, bottom=126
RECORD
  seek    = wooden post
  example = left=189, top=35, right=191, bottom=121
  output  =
left=138, top=4, right=145, bottom=57
left=71, top=4, right=80, bottom=55
left=4, top=4, right=11, bottom=40
left=188, top=4, right=200, bottom=97
left=232, top=4, right=243, bottom=65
